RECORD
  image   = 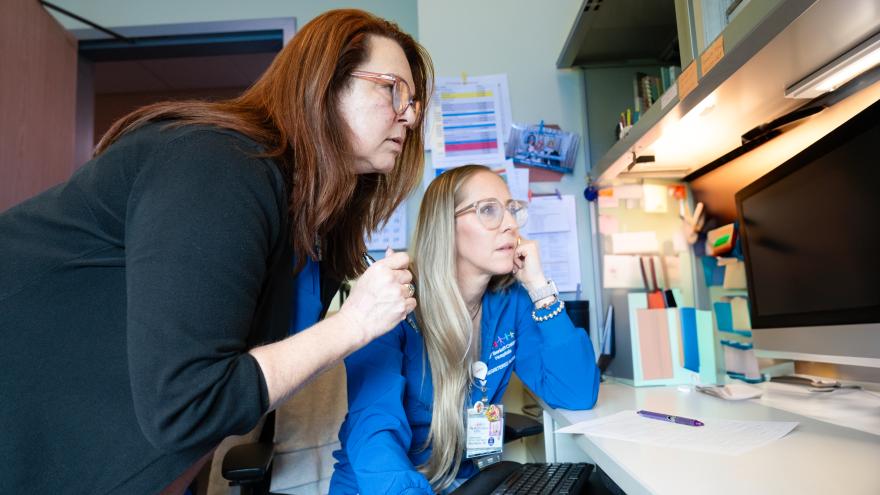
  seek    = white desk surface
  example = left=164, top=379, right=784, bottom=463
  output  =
left=543, top=382, right=880, bottom=495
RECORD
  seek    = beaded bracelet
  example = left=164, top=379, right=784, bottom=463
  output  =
left=532, top=299, right=565, bottom=322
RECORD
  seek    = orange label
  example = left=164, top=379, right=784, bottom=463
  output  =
left=701, top=35, right=725, bottom=75
left=677, top=62, right=698, bottom=101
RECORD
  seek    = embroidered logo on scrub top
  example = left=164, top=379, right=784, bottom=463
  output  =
left=492, top=330, right=516, bottom=348
left=486, top=330, right=517, bottom=377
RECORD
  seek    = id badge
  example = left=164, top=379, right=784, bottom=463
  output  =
left=465, top=403, right=503, bottom=459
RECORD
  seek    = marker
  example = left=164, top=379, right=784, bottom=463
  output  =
left=363, top=252, right=420, bottom=332
left=636, top=409, right=704, bottom=427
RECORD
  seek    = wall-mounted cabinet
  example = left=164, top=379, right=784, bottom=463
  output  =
left=560, top=0, right=880, bottom=183
left=557, top=0, right=681, bottom=69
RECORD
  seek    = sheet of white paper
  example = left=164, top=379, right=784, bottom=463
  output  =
left=556, top=410, right=798, bottom=456
left=602, top=255, right=644, bottom=289
left=435, top=74, right=512, bottom=143
left=598, top=195, right=618, bottom=209
left=611, top=231, right=659, bottom=254
left=366, top=204, right=407, bottom=250
left=525, top=195, right=574, bottom=234
left=598, top=215, right=619, bottom=235
left=663, top=255, right=681, bottom=287
left=642, top=184, right=668, bottom=213
left=672, top=231, right=688, bottom=253
left=427, top=100, right=444, bottom=154
left=504, top=161, right=530, bottom=201
left=523, top=195, right=581, bottom=292
left=430, top=80, right=507, bottom=169
left=614, top=185, right=644, bottom=199
left=527, top=231, right=582, bottom=292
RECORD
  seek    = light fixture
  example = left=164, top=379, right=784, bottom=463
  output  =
left=688, top=92, right=718, bottom=119
left=786, top=30, right=880, bottom=99
left=650, top=92, right=717, bottom=158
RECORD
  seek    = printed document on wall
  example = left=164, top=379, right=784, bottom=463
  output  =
left=523, top=195, right=581, bottom=292
left=503, top=160, right=530, bottom=202
left=430, top=79, right=507, bottom=169
left=366, top=204, right=407, bottom=250
left=428, top=74, right=512, bottom=147
left=603, top=255, right=644, bottom=289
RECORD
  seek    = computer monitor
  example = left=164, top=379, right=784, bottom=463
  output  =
left=735, top=98, right=880, bottom=368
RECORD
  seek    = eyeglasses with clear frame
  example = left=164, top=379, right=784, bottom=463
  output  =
left=454, top=198, right=529, bottom=230
left=350, top=70, right=421, bottom=120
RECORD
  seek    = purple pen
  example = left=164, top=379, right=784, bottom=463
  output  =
left=636, top=409, right=704, bottom=427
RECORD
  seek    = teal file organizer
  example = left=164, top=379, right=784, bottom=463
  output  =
left=628, top=291, right=719, bottom=386
left=695, top=309, right=721, bottom=385
left=713, top=301, right=753, bottom=337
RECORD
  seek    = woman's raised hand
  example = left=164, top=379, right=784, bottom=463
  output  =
left=337, top=248, right=417, bottom=345
left=512, top=236, right=549, bottom=292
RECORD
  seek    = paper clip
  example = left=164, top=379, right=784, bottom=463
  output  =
left=531, top=188, right=562, bottom=200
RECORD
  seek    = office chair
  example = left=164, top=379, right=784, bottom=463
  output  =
left=221, top=260, right=344, bottom=494
left=221, top=409, right=543, bottom=495
left=222, top=410, right=278, bottom=495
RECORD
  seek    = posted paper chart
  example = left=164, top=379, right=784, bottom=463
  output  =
left=430, top=82, right=506, bottom=169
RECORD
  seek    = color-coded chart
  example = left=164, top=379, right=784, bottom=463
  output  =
left=431, top=83, right=506, bottom=168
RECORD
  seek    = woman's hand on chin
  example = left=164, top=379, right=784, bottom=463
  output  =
left=512, top=236, right=547, bottom=291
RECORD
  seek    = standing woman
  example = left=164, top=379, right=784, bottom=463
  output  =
left=331, top=165, right=600, bottom=494
left=0, top=9, right=431, bottom=495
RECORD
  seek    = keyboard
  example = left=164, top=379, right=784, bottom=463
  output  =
left=489, top=462, right=594, bottom=495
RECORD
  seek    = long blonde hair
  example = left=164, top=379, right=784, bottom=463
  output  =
left=411, top=165, right=514, bottom=490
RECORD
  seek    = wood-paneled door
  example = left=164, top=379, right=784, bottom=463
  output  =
left=0, top=0, right=77, bottom=212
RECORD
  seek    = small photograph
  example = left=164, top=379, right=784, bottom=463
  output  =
left=507, top=122, right=579, bottom=174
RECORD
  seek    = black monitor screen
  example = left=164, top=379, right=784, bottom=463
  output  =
left=736, top=99, right=880, bottom=329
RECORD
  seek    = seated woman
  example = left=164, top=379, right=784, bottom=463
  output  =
left=330, top=164, right=600, bottom=494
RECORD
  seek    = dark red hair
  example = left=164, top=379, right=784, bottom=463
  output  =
left=96, top=9, right=433, bottom=279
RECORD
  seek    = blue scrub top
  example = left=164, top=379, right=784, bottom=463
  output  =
left=290, top=257, right=322, bottom=335
left=329, top=283, right=600, bottom=494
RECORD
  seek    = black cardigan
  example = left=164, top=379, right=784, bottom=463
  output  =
left=0, top=123, right=296, bottom=493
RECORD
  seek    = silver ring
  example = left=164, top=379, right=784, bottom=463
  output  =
left=405, top=283, right=415, bottom=297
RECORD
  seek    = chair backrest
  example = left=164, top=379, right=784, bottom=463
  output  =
left=268, top=362, right=348, bottom=495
